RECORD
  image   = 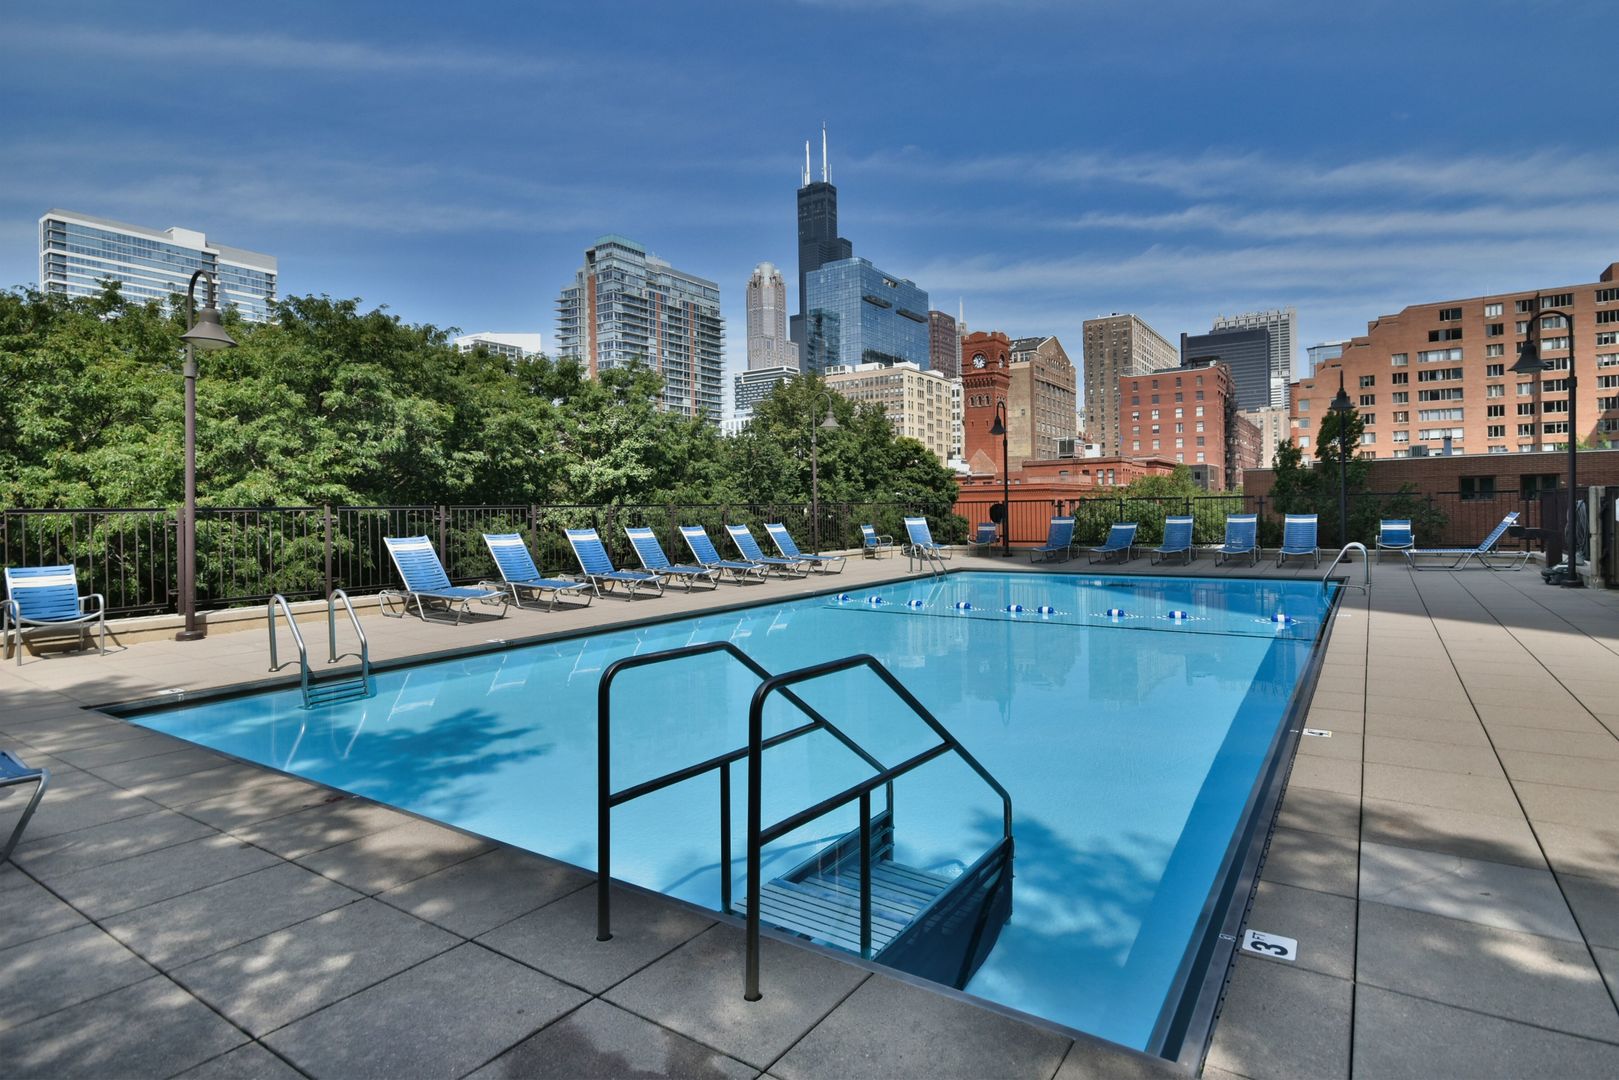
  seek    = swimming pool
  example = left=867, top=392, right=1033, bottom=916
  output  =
left=123, top=571, right=1336, bottom=1054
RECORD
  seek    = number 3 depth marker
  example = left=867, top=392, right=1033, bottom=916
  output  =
left=1241, top=929, right=1298, bottom=962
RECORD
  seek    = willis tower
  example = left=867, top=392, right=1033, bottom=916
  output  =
left=790, top=124, right=852, bottom=367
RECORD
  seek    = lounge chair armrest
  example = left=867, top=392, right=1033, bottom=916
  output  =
left=80, top=593, right=106, bottom=617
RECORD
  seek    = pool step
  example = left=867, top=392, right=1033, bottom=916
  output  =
left=754, top=861, right=952, bottom=955
left=303, top=674, right=371, bottom=709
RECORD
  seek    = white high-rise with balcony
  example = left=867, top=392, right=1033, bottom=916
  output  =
left=746, top=262, right=795, bottom=370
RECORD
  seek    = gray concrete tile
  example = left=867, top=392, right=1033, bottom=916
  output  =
left=135, top=761, right=289, bottom=811
left=172, top=1042, right=307, bottom=1080
left=21, top=770, right=164, bottom=841
left=380, top=846, right=592, bottom=939
left=1561, top=874, right=1619, bottom=950
left=1203, top=956, right=1351, bottom=1080
left=51, top=729, right=194, bottom=769
left=775, top=974, right=1071, bottom=1080
left=1274, top=786, right=1360, bottom=842
left=1052, top=1038, right=1184, bottom=1079
left=1534, top=821, right=1619, bottom=883
left=88, top=745, right=234, bottom=787
left=1514, top=781, right=1619, bottom=829
left=1242, top=880, right=1356, bottom=980
left=1363, top=711, right=1490, bottom=747
left=1360, top=797, right=1546, bottom=870
left=1303, top=707, right=1364, bottom=735
left=604, top=922, right=868, bottom=1070
left=104, top=861, right=362, bottom=967
left=1500, top=749, right=1619, bottom=792
left=1362, top=734, right=1504, bottom=777
left=1357, top=901, right=1619, bottom=1042
left=1362, top=762, right=1522, bottom=819
left=0, top=871, right=87, bottom=950
left=48, top=832, right=280, bottom=919
left=1485, top=724, right=1619, bottom=760
left=174, top=897, right=458, bottom=1037
left=1258, top=826, right=1357, bottom=898
left=5, top=716, right=156, bottom=755
left=181, top=776, right=339, bottom=830
left=0, top=974, right=247, bottom=1079
left=265, top=943, right=586, bottom=1080
left=469, top=998, right=754, bottom=1080
left=295, top=817, right=493, bottom=895
left=1474, top=702, right=1608, bottom=733
left=13, top=806, right=216, bottom=877
left=479, top=883, right=714, bottom=994
left=232, top=797, right=412, bottom=860
left=1597, top=945, right=1619, bottom=1004
left=0, top=922, right=155, bottom=1031
left=1351, top=984, right=1619, bottom=1080
left=1294, top=728, right=1361, bottom=761
left=1359, top=840, right=1582, bottom=941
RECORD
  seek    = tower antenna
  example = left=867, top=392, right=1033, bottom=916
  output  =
left=803, top=140, right=810, bottom=187
left=821, top=122, right=828, bottom=183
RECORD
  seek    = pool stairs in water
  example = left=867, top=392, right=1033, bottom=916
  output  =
left=751, top=807, right=1014, bottom=989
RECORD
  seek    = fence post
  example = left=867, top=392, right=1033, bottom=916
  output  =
left=322, top=504, right=333, bottom=598
left=437, top=505, right=449, bottom=570
left=530, top=503, right=539, bottom=543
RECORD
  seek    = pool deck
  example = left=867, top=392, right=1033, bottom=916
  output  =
left=2, top=552, right=1617, bottom=1078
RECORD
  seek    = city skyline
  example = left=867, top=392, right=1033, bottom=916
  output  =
left=2, top=3, right=1615, bottom=391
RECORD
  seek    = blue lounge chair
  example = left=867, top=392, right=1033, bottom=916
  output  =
left=1089, top=523, right=1137, bottom=564
left=1, top=751, right=49, bottom=863
left=903, top=516, right=950, bottom=566
left=1215, top=514, right=1259, bottom=567
left=764, top=523, right=846, bottom=574
left=860, top=524, right=895, bottom=558
left=1277, top=515, right=1319, bottom=568
left=381, top=536, right=509, bottom=622
left=1405, top=511, right=1532, bottom=571
left=2, top=565, right=106, bottom=665
left=679, top=525, right=769, bottom=583
left=1152, top=515, right=1195, bottom=566
left=565, top=528, right=664, bottom=599
left=481, top=533, right=593, bottom=610
left=1030, top=517, right=1077, bottom=563
left=625, top=527, right=719, bottom=590
left=970, top=522, right=999, bottom=554
left=725, top=524, right=807, bottom=577
left=1376, top=519, right=1415, bottom=563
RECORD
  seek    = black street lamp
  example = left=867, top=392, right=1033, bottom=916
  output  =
left=1328, top=371, right=1353, bottom=548
left=988, top=401, right=1011, bottom=556
left=808, top=391, right=838, bottom=552
left=1512, top=299, right=1581, bottom=587
left=174, top=270, right=238, bottom=640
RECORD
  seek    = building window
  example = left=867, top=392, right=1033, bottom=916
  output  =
left=1515, top=299, right=1536, bottom=314
left=1597, top=310, right=1619, bottom=325
left=1517, top=402, right=1537, bottom=415
left=1460, top=476, right=1496, bottom=501
left=1428, top=328, right=1464, bottom=342
left=1417, top=348, right=1463, bottom=363
left=1486, top=323, right=1505, bottom=337
left=1299, top=436, right=1311, bottom=447
left=1390, top=353, right=1408, bottom=366
left=1359, top=374, right=1375, bottom=388
left=1543, top=398, right=1569, bottom=414
left=1542, top=292, right=1573, bottom=309
left=1362, top=413, right=1377, bottom=425
left=1392, top=391, right=1409, bottom=404
left=1597, top=287, right=1619, bottom=304
left=1296, top=417, right=1310, bottom=429
left=1393, top=411, right=1409, bottom=423
left=1542, top=378, right=1568, bottom=392
left=1487, top=404, right=1505, bottom=417
left=1516, top=321, right=1529, bottom=334
left=1518, top=423, right=1535, bottom=437
left=1361, top=432, right=1376, bottom=445
left=1392, top=431, right=1410, bottom=443
left=1487, top=344, right=1505, bottom=357
left=1150, top=409, right=1160, bottom=420
left=1485, top=302, right=1503, bottom=317
left=1597, top=332, right=1619, bottom=346
left=1517, top=382, right=1535, bottom=396
left=1297, top=399, right=1309, bottom=411
left=1486, top=363, right=1504, bottom=377
left=1544, top=421, right=1569, bottom=434
left=1391, top=372, right=1409, bottom=385
left=1359, top=394, right=1375, bottom=407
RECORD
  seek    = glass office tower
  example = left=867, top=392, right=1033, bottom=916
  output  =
left=39, top=209, right=277, bottom=322
left=802, top=257, right=929, bottom=373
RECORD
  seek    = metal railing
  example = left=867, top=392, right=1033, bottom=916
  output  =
left=266, top=594, right=310, bottom=701
left=268, top=591, right=371, bottom=710
left=1322, top=543, right=1371, bottom=593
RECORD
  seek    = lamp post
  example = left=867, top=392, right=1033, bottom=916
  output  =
left=1328, top=371, right=1353, bottom=548
left=175, top=270, right=238, bottom=640
left=988, top=401, right=1011, bottom=556
left=1512, top=299, right=1581, bottom=587
left=808, top=391, right=838, bottom=552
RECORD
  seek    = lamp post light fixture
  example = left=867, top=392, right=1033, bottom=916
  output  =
left=1328, top=371, right=1354, bottom=549
left=175, top=270, right=238, bottom=640
left=988, top=401, right=1011, bottom=557
left=808, top=390, right=838, bottom=552
left=1512, top=299, right=1581, bottom=587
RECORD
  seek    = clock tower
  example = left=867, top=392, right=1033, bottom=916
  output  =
left=962, top=331, right=1012, bottom=475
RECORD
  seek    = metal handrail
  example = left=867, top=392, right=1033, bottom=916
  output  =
left=326, top=589, right=369, bottom=680
left=266, top=594, right=310, bottom=703
left=744, top=653, right=1012, bottom=1000
left=595, top=640, right=891, bottom=944
left=1323, top=542, right=1371, bottom=593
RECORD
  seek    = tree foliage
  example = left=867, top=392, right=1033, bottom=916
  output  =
left=0, top=285, right=959, bottom=519
left=1268, top=424, right=1444, bottom=545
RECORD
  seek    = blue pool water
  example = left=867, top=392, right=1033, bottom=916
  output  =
left=128, top=572, right=1332, bottom=1050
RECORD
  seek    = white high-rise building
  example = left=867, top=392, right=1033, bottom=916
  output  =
left=1212, top=307, right=1297, bottom=408
left=453, top=332, right=543, bottom=362
left=39, top=209, right=277, bottom=322
left=746, top=262, right=795, bottom=370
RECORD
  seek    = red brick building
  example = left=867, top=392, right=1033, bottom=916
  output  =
left=1292, top=261, right=1619, bottom=459
left=1118, top=360, right=1247, bottom=489
left=961, top=330, right=1013, bottom=475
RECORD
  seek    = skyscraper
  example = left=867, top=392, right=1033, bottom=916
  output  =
left=1181, top=328, right=1272, bottom=412
left=39, top=209, right=277, bottom=322
left=928, top=309, right=960, bottom=378
left=555, top=235, right=725, bottom=422
left=1212, top=307, right=1297, bottom=406
left=745, top=262, right=794, bottom=370
left=1081, top=313, right=1179, bottom=454
left=791, top=126, right=853, bottom=353
left=802, top=257, right=929, bottom=373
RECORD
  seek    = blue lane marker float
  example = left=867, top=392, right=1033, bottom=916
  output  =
left=1258, top=612, right=1299, bottom=628
left=954, top=600, right=973, bottom=610
left=866, top=595, right=886, bottom=605
left=1162, top=609, right=1205, bottom=623
left=1095, top=607, right=1137, bottom=620
left=835, top=594, right=853, bottom=603
left=1036, top=604, right=1058, bottom=615
left=1004, top=603, right=1024, bottom=613
left=906, top=598, right=927, bottom=608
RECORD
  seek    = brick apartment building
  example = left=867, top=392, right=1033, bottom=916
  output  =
left=1008, top=335, right=1078, bottom=463
left=1118, top=359, right=1256, bottom=490
left=1292, top=261, right=1619, bottom=459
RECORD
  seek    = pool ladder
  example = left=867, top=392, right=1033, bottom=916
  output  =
left=268, top=591, right=373, bottom=709
left=1322, top=542, right=1371, bottom=594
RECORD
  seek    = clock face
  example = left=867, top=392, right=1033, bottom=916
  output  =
left=972, top=353, right=986, bottom=369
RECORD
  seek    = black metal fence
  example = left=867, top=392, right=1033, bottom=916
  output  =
left=0, top=501, right=910, bottom=617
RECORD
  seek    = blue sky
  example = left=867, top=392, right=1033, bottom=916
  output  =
left=3, top=0, right=1615, bottom=385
